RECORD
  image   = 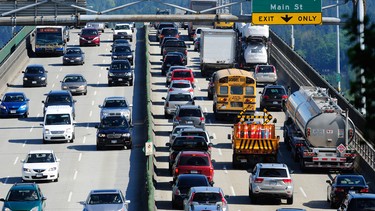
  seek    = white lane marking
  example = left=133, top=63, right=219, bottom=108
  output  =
left=94, top=91, right=97, bottom=96
left=14, top=157, right=19, bottom=165
left=99, top=73, right=101, bottom=78
left=37, top=113, right=40, bottom=118
left=218, top=148, right=222, bottom=156
left=197, top=86, right=201, bottom=91
left=299, top=187, right=307, bottom=198
left=208, top=119, right=212, bottom=124
left=22, top=141, right=27, bottom=147
left=56, top=75, right=59, bottom=79
left=91, top=100, right=95, bottom=106
left=52, top=83, right=55, bottom=88
left=230, top=186, right=236, bottom=196
left=29, top=126, right=33, bottom=132
left=212, top=133, right=216, bottom=139
left=195, top=79, right=199, bottom=83
left=86, top=123, right=89, bottom=130
left=73, top=170, right=78, bottom=180
left=204, top=107, right=208, bottom=113
left=67, top=192, right=72, bottom=202
left=59, top=67, right=62, bottom=72
left=89, top=110, right=92, bottom=117
left=223, top=165, right=228, bottom=174
left=83, top=136, right=86, bottom=143
left=78, top=153, right=82, bottom=162
left=3, top=176, right=9, bottom=185
left=97, top=81, right=100, bottom=85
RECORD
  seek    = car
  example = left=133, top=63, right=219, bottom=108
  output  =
left=172, top=151, right=215, bottom=185
left=162, top=91, right=195, bottom=118
left=0, top=92, right=29, bottom=118
left=107, top=60, right=133, bottom=86
left=276, top=209, right=306, bottom=211
left=165, top=65, right=188, bottom=86
left=22, top=64, right=48, bottom=87
left=326, top=174, right=369, bottom=208
left=170, top=69, right=195, bottom=86
left=60, top=74, right=87, bottom=95
left=166, top=136, right=212, bottom=173
left=95, top=115, right=132, bottom=150
left=112, top=38, right=130, bottom=46
left=173, top=105, right=206, bottom=129
left=170, top=174, right=211, bottom=209
left=259, top=85, right=288, bottom=111
left=159, top=27, right=179, bottom=44
left=338, top=192, right=375, bottom=211
left=42, top=90, right=76, bottom=118
left=183, top=187, right=229, bottom=211
left=99, top=96, right=132, bottom=123
left=112, top=23, right=133, bottom=41
left=162, top=40, right=188, bottom=59
left=161, top=53, right=185, bottom=75
left=0, top=183, right=46, bottom=211
left=254, top=64, right=278, bottom=85
left=168, top=125, right=195, bottom=145
left=160, top=37, right=179, bottom=54
left=62, top=47, right=85, bottom=65
left=85, top=22, right=105, bottom=32
left=178, top=127, right=213, bottom=147
left=168, top=80, right=194, bottom=94
left=21, top=150, right=60, bottom=182
left=156, top=22, right=176, bottom=41
left=206, top=72, right=216, bottom=100
left=79, top=28, right=100, bottom=46
left=249, top=163, right=294, bottom=204
left=194, top=37, right=201, bottom=52
left=165, top=51, right=187, bottom=65
left=82, top=189, right=130, bottom=211
left=110, top=44, right=134, bottom=65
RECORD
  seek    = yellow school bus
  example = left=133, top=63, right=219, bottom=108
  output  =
left=212, top=68, right=256, bottom=120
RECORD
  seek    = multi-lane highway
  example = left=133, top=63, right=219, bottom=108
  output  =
left=0, top=28, right=147, bottom=210
left=149, top=28, right=338, bottom=210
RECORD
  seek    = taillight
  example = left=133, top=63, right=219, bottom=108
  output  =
left=189, top=192, right=195, bottom=203
left=283, top=179, right=292, bottom=184
left=307, top=128, right=311, bottom=137
left=263, top=95, right=269, bottom=100
left=209, top=168, right=214, bottom=175
left=175, top=117, right=181, bottom=121
left=273, top=66, right=276, bottom=73
left=334, top=187, right=345, bottom=192
left=219, top=193, right=226, bottom=204
left=282, top=95, right=288, bottom=99
left=169, top=88, right=174, bottom=91
left=163, top=49, right=166, bottom=55
left=360, top=188, right=369, bottom=193
left=254, top=178, right=264, bottom=183
left=200, top=117, right=205, bottom=122
left=166, top=102, right=169, bottom=107
left=175, top=168, right=179, bottom=175
left=188, top=88, right=193, bottom=92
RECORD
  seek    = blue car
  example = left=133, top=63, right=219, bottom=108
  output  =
left=0, top=183, right=46, bottom=211
left=0, top=92, right=29, bottom=118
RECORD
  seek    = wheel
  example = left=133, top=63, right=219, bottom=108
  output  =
left=130, top=38, right=133, bottom=42
left=70, top=133, right=75, bottom=143
left=299, top=158, right=306, bottom=171
left=23, top=112, right=28, bottom=118
left=108, top=82, right=112, bottom=87
left=287, top=195, right=293, bottom=204
left=96, top=145, right=102, bottom=150
left=129, top=80, right=133, bottom=86
left=54, top=175, right=59, bottom=182
left=42, top=138, right=47, bottom=144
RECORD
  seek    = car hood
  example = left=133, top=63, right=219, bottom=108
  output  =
left=97, top=128, right=131, bottom=134
left=1, top=102, right=27, bottom=109
left=4, top=201, right=41, bottom=210
left=85, top=204, right=125, bottom=211
left=61, top=82, right=86, bottom=87
left=63, top=53, right=82, bottom=58
left=23, top=162, right=58, bottom=169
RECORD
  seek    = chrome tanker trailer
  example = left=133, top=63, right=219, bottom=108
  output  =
left=283, top=86, right=356, bottom=171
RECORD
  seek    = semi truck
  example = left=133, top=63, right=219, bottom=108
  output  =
left=283, top=86, right=356, bottom=171
left=200, top=29, right=237, bottom=77
left=187, top=0, right=217, bottom=40
left=229, top=121, right=280, bottom=169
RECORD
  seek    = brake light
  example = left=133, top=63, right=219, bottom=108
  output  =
left=282, top=95, right=288, bottom=99
left=360, top=188, right=369, bottom=193
left=189, top=192, right=195, bottom=203
left=263, top=95, right=269, bottom=100
left=334, top=187, right=345, bottom=192
left=200, top=117, right=205, bottom=122
left=169, top=88, right=174, bottom=91
left=219, top=193, right=226, bottom=204
left=209, top=168, right=214, bottom=175
left=175, top=168, right=179, bottom=175
left=166, top=102, right=169, bottom=107
left=307, top=128, right=311, bottom=137
left=254, top=178, right=264, bottom=183
left=283, top=179, right=292, bottom=184
left=175, top=117, right=181, bottom=121
left=273, top=66, right=276, bottom=73
left=188, top=88, right=193, bottom=92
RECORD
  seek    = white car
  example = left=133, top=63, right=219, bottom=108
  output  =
left=113, top=23, right=133, bottom=42
left=243, top=42, right=268, bottom=66
left=21, top=150, right=60, bottom=182
left=168, top=80, right=194, bottom=94
left=162, top=91, right=195, bottom=118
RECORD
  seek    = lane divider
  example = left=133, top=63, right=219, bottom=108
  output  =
left=13, top=157, right=18, bottom=165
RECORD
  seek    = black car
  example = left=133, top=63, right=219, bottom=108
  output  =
left=112, top=39, right=130, bottom=50
left=111, top=44, right=134, bottom=65
left=165, top=52, right=187, bottom=65
left=170, top=174, right=211, bottom=209
left=156, top=22, right=176, bottom=41
left=95, top=115, right=132, bottom=150
left=107, top=60, right=133, bottom=86
left=42, top=90, right=76, bottom=117
left=22, top=64, right=48, bottom=87
left=259, top=84, right=288, bottom=111
left=161, top=54, right=184, bottom=75
left=62, top=47, right=85, bottom=65
left=338, top=192, right=375, bottom=211
left=165, top=136, right=212, bottom=174
left=160, top=37, right=179, bottom=54
left=159, top=27, right=179, bottom=44
left=327, top=174, right=369, bottom=208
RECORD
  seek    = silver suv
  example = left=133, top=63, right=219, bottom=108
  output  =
left=173, top=105, right=206, bottom=129
left=162, top=91, right=195, bottom=118
left=254, top=64, right=277, bottom=85
left=99, top=97, right=132, bottom=123
left=249, top=163, right=294, bottom=204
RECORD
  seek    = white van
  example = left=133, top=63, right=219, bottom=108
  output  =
left=41, top=105, right=75, bottom=144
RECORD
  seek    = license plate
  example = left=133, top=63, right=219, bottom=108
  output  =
left=273, top=101, right=279, bottom=104
left=269, top=180, right=277, bottom=186
left=70, top=60, right=74, bottom=62
left=36, top=173, right=43, bottom=178
left=88, top=41, right=91, bottom=43
left=186, top=121, right=193, bottom=124
left=111, top=140, right=117, bottom=143
left=190, top=170, right=198, bottom=174
left=118, top=78, right=123, bottom=81
left=120, top=36, right=124, bottom=38
left=10, top=110, right=16, bottom=114
left=32, top=81, right=37, bottom=84
left=70, top=89, right=76, bottom=92
left=240, top=159, right=247, bottom=163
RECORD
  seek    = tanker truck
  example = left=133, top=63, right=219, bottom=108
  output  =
left=283, top=86, right=356, bottom=171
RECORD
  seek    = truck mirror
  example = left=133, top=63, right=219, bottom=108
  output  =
left=227, top=134, right=231, bottom=139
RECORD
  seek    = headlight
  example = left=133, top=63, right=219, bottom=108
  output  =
left=23, top=168, right=31, bottom=172
left=0, top=105, right=6, bottom=109
left=41, top=77, right=46, bottom=80
left=80, top=37, right=86, bottom=40
left=127, top=55, right=133, bottom=58
left=76, top=57, right=82, bottom=60
left=93, top=37, right=99, bottom=40
left=66, top=128, right=72, bottom=133
left=31, top=207, right=39, bottom=211
left=64, top=57, right=70, bottom=60
left=20, top=104, right=27, bottom=109
left=98, top=133, right=106, bottom=138
left=62, top=86, right=68, bottom=89
left=48, top=167, right=57, bottom=171
left=109, top=73, right=114, bottom=76
left=79, top=85, right=85, bottom=88
left=125, top=72, right=132, bottom=76
left=112, top=56, right=118, bottom=59
left=45, top=129, right=50, bottom=134
left=4, top=208, right=12, bottom=211
left=122, top=133, right=130, bottom=137
left=23, top=77, right=28, bottom=81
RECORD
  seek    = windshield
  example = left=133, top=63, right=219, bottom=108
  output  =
left=115, top=25, right=130, bottom=30
left=3, top=94, right=25, bottom=102
left=7, top=190, right=39, bottom=201
left=63, top=76, right=85, bottom=82
left=111, top=62, right=131, bottom=70
left=173, top=71, right=191, bottom=78
left=179, top=156, right=209, bottom=166
left=172, top=138, right=207, bottom=150
left=192, top=192, right=222, bottom=203
left=114, top=46, right=131, bottom=53
left=258, top=168, right=288, bottom=177
left=45, top=114, right=71, bottom=125
left=101, top=117, right=129, bottom=128
left=36, top=33, right=63, bottom=45
left=177, top=177, right=208, bottom=188
left=25, top=66, right=44, bottom=74
left=103, top=99, right=127, bottom=108
left=87, top=193, right=123, bottom=204
left=169, top=94, right=191, bottom=101
left=25, top=153, right=55, bottom=163
left=82, top=29, right=98, bottom=36
left=257, top=65, right=274, bottom=73
left=46, top=95, right=72, bottom=104
left=66, top=48, right=82, bottom=54
left=162, top=29, right=178, bottom=36
left=265, top=88, right=286, bottom=95
left=165, top=41, right=186, bottom=47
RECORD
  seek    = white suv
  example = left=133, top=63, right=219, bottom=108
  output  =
left=249, top=163, right=294, bottom=204
left=21, top=150, right=60, bottom=182
left=112, top=23, right=133, bottom=41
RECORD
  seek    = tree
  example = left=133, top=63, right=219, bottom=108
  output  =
left=344, top=3, right=375, bottom=142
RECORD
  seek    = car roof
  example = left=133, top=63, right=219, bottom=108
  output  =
left=64, top=73, right=85, bottom=77
left=11, top=183, right=38, bottom=190
left=48, top=90, right=71, bottom=95
left=257, top=163, right=289, bottom=169
left=171, top=80, right=192, bottom=84
left=27, top=64, right=44, bottom=68
left=179, top=151, right=209, bottom=156
left=191, top=186, right=222, bottom=193
left=181, top=128, right=207, bottom=133
left=104, top=96, right=127, bottom=101
left=89, top=189, right=122, bottom=194
left=28, top=149, right=54, bottom=154
left=4, top=92, right=25, bottom=96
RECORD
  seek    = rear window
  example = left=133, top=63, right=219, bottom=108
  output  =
left=162, top=29, right=178, bottom=36
left=82, top=29, right=98, bottom=35
left=178, top=156, right=209, bottom=166
left=165, top=41, right=186, bottom=47
left=114, top=46, right=131, bottom=53
left=181, top=131, right=206, bottom=139
left=258, top=168, right=288, bottom=177
left=257, top=66, right=274, bottom=73
left=265, top=88, right=285, bottom=95
left=169, top=94, right=192, bottom=101
left=178, top=109, right=202, bottom=117
left=220, top=86, right=228, bottom=94
left=337, top=176, right=365, bottom=186
left=177, top=177, right=208, bottom=187
left=26, top=66, right=44, bottom=74
left=193, top=192, right=222, bottom=203
left=173, top=71, right=191, bottom=78
left=165, top=56, right=181, bottom=63
left=173, top=137, right=207, bottom=148
left=348, top=198, right=375, bottom=211
left=171, top=83, right=190, bottom=88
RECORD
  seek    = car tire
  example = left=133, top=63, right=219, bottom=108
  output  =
left=54, top=175, right=59, bottom=182
left=129, top=80, right=133, bottom=86
left=96, top=145, right=102, bottom=151
left=130, top=38, right=133, bottom=42
left=208, top=93, right=213, bottom=100
left=42, top=138, right=47, bottom=144
left=287, top=195, right=293, bottom=204
left=70, top=133, right=75, bottom=143
left=23, top=112, right=28, bottom=118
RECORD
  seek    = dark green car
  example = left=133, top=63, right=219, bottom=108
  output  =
left=0, top=183, right=46, bottom=211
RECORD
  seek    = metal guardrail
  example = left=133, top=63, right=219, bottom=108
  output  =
left=351, top=133, right=375, bottom=169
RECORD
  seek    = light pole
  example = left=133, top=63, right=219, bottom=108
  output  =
left=336, top=0, right=341, bottom=92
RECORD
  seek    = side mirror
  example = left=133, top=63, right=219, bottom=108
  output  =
left=125, top=200, right=131, bottom=204
left=273, top=118, right=277, bottom=123
left=110, top=50, right=112, bottom=52
left=79, top=201, right=86, bottom=205
left=211, top=159, right=216, bottom=163
left=162, top=97, right=166, bottom=100
left=56, top=158, right=61, bottom=162
left=209, top=136, right=213, bottom=139
left=205, top=77, right=210, bottom=81
left=169, top=181, right=174, bottom=185
left=41, top=197, right=47, bottom=201
left=22, top=71, right=25, bottom=73
left=98, top=105, right=102, bottom=108
left=0, top=198, right=5, bottom=202
left=26, top=99, right=30, bottom=102
left=227, top=134, right=231, bottom=140
left=41, top=100, right=45, bottom=104
left=73, top=100, right=77, bottom=103
left=40, top=123, right=44, bottom=126
left=20, top=159, right=25, bottom=163
left=166, top=143, right=171, bottom=147
left=45, top=71, right=48, bottom=73
left=203, top=112, right=207, bottom=116
left=78, top=33, right=81, bottom=36
left=224, top=195, right=230, bottom=199
left=208, top=143, right=213, bottom=147
left=106, top=67, right=109, bottom=70
left=259, top=91, right=262, bottom=94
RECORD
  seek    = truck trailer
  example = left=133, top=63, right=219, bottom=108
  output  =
left=283, top=86, right=356, bottom=171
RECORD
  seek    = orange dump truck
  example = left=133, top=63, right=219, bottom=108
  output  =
left=228, top=121, right=280, bottom=168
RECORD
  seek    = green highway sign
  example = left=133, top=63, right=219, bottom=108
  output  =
left=252, top=0, right=322, bottom=13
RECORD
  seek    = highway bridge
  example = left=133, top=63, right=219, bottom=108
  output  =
left=0, top=22, right=374, bottom=211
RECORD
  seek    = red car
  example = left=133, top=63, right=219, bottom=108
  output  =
left=172, top=151, right=214, bottom=185
left=79, top=28, right=100, bottom=46
left=170, top=69, right=195, bottom=87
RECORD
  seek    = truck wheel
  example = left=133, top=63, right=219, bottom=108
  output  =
left=287, top=195, right=293, bottom=204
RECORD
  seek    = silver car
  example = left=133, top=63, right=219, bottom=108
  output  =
left=168, top=80, right=194, bottom=94
left=249, top=163, right=294, bottom=204
left=82, top=189, right=130, bottom=211
left=169, top=125, right=195, bottom=144
left=183, top=186, right=229, bottom=211
left=60, top=74, right=87, bottom=95
left=99, top=97, right=132, bottom=122
left=162, top=91, right=195, bottom=118
left=166, top=66, right=188, bottom=86
left=254, top=64, right=278, bottom=85
left=173, top=105, right=206, bottom=129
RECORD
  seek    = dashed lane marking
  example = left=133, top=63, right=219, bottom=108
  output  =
left=67, top=192, right=72, bottom=202
left=14, top=157, right=18, bottom=165
left=299, top=187, right=307, bottom=198
left=230, top=186, right=236, bottom=196
left=78, top=153, right=82, bottom=162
